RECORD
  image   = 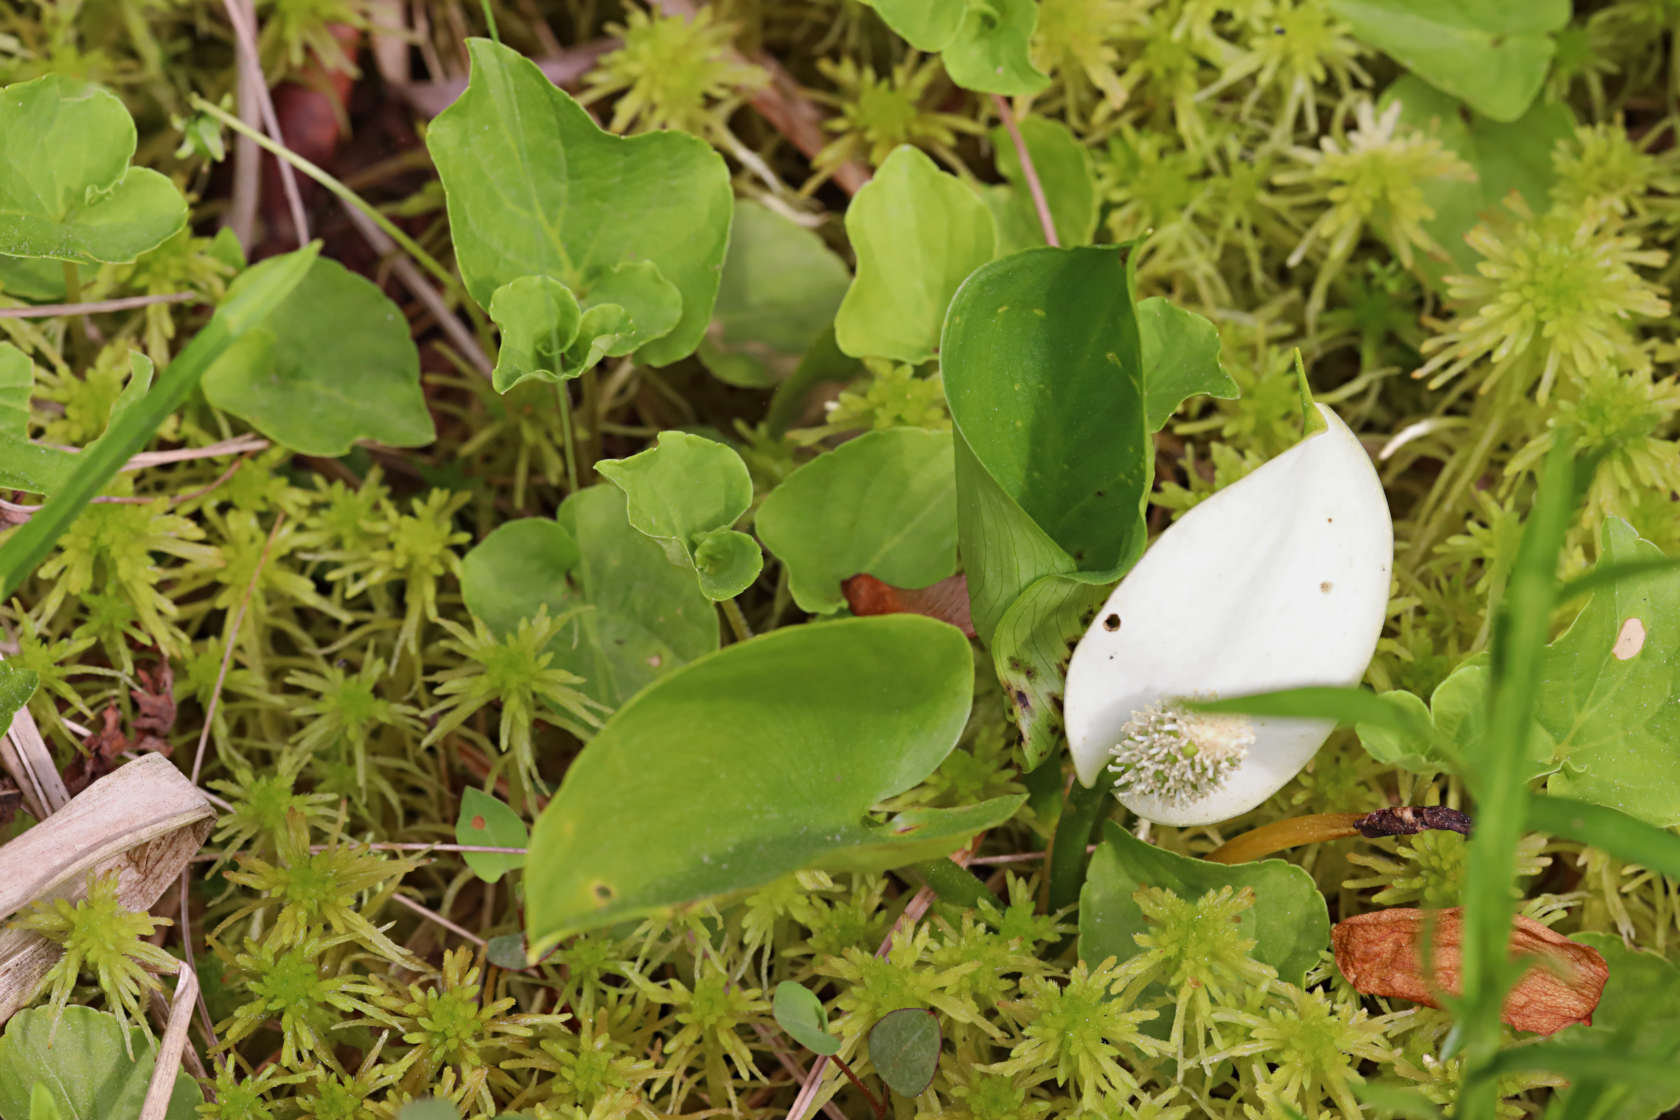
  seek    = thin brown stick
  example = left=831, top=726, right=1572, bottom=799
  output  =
left=337, top=201, right=493, bottom=375
left=390, top=890, right=487, bottom=947
left=750, top=1023, right=851, bottom=1120
left=221, top=0, right=311, bottom=245
left=140, top=962, right=200, bottom=1120
left=0, top=292, right=198, bottom=319
left=0, top=457, right=250, bottom=518
left=124, top=435, right=271, bottom=470
left=992, top=94, right=1058, bottom=247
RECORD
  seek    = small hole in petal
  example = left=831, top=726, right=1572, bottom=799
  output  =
left=1103, top=614, right=1121, bottom=632
left=1613, top=617, right=1646, bottom=661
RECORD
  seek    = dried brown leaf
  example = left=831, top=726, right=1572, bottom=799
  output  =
left=1333, top=906, right=1609, bottom=1035
left=842, top=573, right=976, bottom=638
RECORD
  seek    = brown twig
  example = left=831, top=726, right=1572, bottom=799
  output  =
left=0, top=292, right=199, bottom=319
left=390, top=890, right=487, bottom=947
left=221, top=0, right=311, bottom=246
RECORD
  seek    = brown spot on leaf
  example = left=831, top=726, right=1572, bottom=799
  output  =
left=1333, top=907, right=1607, bottom=1035
left=471, top=815, right=486, bottom=831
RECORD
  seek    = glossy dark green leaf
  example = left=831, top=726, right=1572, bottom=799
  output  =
left=597, top=431, right=763, bottom=601
left=524, top=616, right=976, bottom=952
left=943, top=246, right=1148, bottom=641
left=772, top=981, right=842, bottom=1055
left=835, top=147, right=995, bottom=364
left=1079, top=821, right=1329, bottom=986
left=755, top=428, right=957, bottom=614
left=1330, top=0, right=1569, bottom=121
left=0, top=75, right=187, bottom=263
left=699, top=200, right=851, bottom=389
left=455, top=788, right=528, bottom=883
left=202, top=256, right=435, bottom=456
left=868, top=1009, right=941, bottom=1096
left=427, top=38, right=731, bottom=367
left=0, top=1007, right=198, bottom=1120
left=459, top=488, right=718, bottom=711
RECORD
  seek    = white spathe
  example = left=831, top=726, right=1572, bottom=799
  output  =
left=1064, top=404, right=1393, bottom=826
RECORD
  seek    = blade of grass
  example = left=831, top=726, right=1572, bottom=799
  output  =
left=1526, top=793, right=1680, bottom=880
left=1456, top=438, right=1582, bottom=1114
left=0, top=244, right=319, bottom=599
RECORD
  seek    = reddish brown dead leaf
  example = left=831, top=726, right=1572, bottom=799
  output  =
left=131, top=658, right=177, bottom=737
left=842, top=573, right=975, bottom=638
left=1333, top=907, right=1608, bottom=1035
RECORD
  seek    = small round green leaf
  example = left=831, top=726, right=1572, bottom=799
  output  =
left=486, top=934, right=529, bottom=971
left=867, top=1008, right=941, bottom=1096
left=692, top=528, right=763, bottom=601
left=773, top=981, right=841, bottom=1055
left=456, top=787, right=529, bottom=883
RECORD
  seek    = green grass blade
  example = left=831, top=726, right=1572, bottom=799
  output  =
left=1456, top=438, right=1582, bottom=1113
left=0, top=244, right=318, bottom=599
left=1526, top=794, right=1680, bottom=880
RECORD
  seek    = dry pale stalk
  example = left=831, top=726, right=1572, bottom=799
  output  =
left=1332, top=906, right=1609, bottom=1035
left=0, top=754, right=216, bottom=1023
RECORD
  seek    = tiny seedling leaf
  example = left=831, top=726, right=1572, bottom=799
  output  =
left=986, top=117, right=1097, bottom=252
left=772, top=982, right=841, bottom=1055
left=460, top=488, right=719, bottom=713
left=597, top=431, right=763, bottom=601
left=395, top=1103, right=459, bottom=1120
left=486, top=934, right=529, bottom=971
left=867, top=1008, right=941, bottom=1096
left=456, top=788, right=528, bottom=883
left=699, top=200, right=851, bottom=389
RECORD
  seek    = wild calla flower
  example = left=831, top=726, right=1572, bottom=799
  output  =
left=1064, top=404, right=1393, bottom=826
